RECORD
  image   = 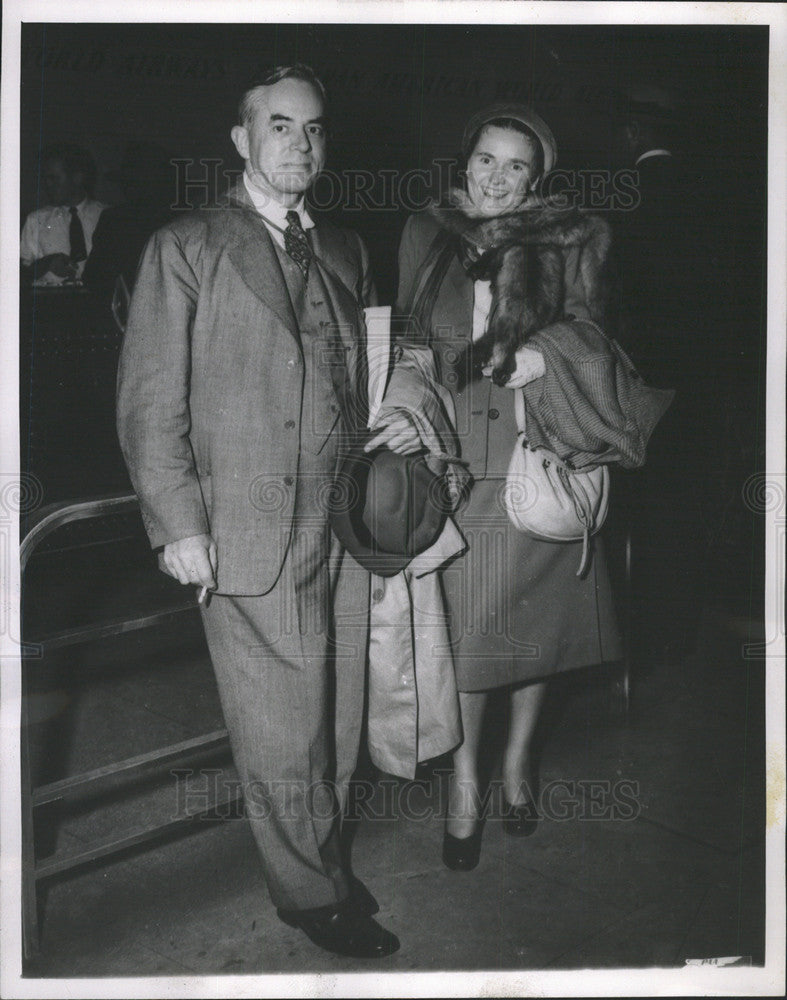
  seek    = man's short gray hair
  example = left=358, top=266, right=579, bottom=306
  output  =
left=238, top=64, right=328, bottom=127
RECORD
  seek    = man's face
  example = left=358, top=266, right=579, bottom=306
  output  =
left=42, top=158, right=82, bottom=206
left=231, top=78, right=327, bottom=205
left=466, top=125, right=539, bottom=217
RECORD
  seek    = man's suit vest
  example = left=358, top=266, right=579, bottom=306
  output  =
left=273, top=240, right=349, bottom=460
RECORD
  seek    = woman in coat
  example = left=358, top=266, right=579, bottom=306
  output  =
left=368, top=103, right=623, bottom=870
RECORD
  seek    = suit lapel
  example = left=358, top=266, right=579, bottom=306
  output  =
left=309, top=220, right=368, bottom=429
left=225, top=182, right=299, bottom=340
left=222, top=193, right=367, bottom=428
left=309, top=222, right=362, bottom=331
left=224, top=189, right=360, bottom=341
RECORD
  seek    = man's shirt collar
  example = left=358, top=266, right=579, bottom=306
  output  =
left=242, top=171, right=314, bottom=231
left=635, top=149, right=673, bottom=167
left=54, top=197, right=89, bottom=216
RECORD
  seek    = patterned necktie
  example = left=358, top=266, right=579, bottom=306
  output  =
left=284, top=210, right=312, bottom=280
left=69, top=206, right=87, bottom=264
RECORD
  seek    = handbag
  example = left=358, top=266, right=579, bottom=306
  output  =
left=504, top=387, right=609, bottom=576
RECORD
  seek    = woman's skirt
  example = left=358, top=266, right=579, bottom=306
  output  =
left=442, top=475, right=623, bottom=692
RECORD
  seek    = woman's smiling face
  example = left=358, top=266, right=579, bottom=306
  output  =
left=466, top=124, right=540, bottom=216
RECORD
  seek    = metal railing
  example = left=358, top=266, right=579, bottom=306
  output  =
left=20, top=493, right=239, bottom=960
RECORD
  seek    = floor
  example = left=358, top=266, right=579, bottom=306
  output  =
left=20, top=559, right=766, bottom=977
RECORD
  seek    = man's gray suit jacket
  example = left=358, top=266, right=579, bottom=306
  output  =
left=117, top=182, right=375, bottom=595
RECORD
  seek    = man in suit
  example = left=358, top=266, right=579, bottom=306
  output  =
left=83, top=141, right=175, bottom=307
left=117, top=64, right=399, bottom=959
left=611, top=84, right=711, bottom=658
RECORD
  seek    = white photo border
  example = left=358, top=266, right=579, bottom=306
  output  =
left=2, top=2, right=784, bottom=997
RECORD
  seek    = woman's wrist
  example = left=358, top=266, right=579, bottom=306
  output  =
left=515, top=347, right=546, bottom=382
left=483, top=346, right=545, bottom=388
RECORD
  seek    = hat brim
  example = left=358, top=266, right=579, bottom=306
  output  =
left=329, top=441, right=447, bottom=577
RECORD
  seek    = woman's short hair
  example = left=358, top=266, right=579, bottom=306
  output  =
left=238, top=64, right=327, bottom=127
left=464, top=117, right=545, bottom=179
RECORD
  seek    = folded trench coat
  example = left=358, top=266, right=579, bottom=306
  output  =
left=367, top=519, right=466, bottom=778
left=363, top=320, right=466, bottom=778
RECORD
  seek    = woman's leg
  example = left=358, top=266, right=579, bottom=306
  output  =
left=502, top=680, right=547, bottom=806
left=446, top=690, right=488, bottom=839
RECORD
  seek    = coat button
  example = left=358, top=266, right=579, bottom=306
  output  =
left=372, top=587, right=384, bottom=602
left=284, top=419, right=295, bottom=429
left=488, top=408, right=500, bottom=420
left=286, top=358, right=296, bottom=369
left=283, top=476, right=294, bottom=486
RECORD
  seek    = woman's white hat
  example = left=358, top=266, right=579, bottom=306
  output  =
left=461, top=103, right=558, bottom=174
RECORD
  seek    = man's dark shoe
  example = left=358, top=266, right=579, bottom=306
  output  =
left=277, top=902, right=400, bottom=958
left=349, top=875, right=379, bottom=915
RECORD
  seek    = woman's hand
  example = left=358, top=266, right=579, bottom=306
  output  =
left=364, top=411, right=423, bottom=455
left=482, top=346, right=546, bottom=388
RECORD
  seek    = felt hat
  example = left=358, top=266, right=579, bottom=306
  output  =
left=461, top=103, right=558, bottom=174
left=329, top=439, right=448, bottom=576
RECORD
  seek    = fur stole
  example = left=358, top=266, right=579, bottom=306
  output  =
left=428, top=189, right=613, bottom=385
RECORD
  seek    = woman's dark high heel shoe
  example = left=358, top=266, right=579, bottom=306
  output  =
left=442, top=825, right=483, bottom=871
left=502, top=798, right=539, bottom=838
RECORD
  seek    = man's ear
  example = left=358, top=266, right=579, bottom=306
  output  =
left=625, top=120, right=640, bottom=145
left=230, top=125, right=249, bottom=161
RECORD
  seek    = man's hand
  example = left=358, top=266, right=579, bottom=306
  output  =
left=162, top=533, right=218, bottom=589
left=483, top=345, right=546, bottom=388
left=364, top=412, right=423, bottom=455
left=36, top=253, right=77, bottom=279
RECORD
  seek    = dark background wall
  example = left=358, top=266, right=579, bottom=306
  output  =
left=20, top=22, right=768, bottom=303
left=19, top=20, right=769, bottom=574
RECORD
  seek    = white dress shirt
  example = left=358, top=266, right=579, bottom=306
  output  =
left=472, top=280, right=493, bottom=341
left=242, top=171, right=314, bottom=247
left=635, top=149, right=673, bottom=167
left=19, top=197, right=106, bottom=284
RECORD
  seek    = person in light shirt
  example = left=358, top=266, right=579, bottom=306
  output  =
left=20, top=143, right=106, bottom=285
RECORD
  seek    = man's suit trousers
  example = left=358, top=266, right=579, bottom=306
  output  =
left=199, top=444, right=369, bottom=912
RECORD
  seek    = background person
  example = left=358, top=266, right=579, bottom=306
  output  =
left=83, top=140, right=176, bottom=314
left=609, top=84, right=712, bottom=658
left=20, top=142, right=105, bottom=285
